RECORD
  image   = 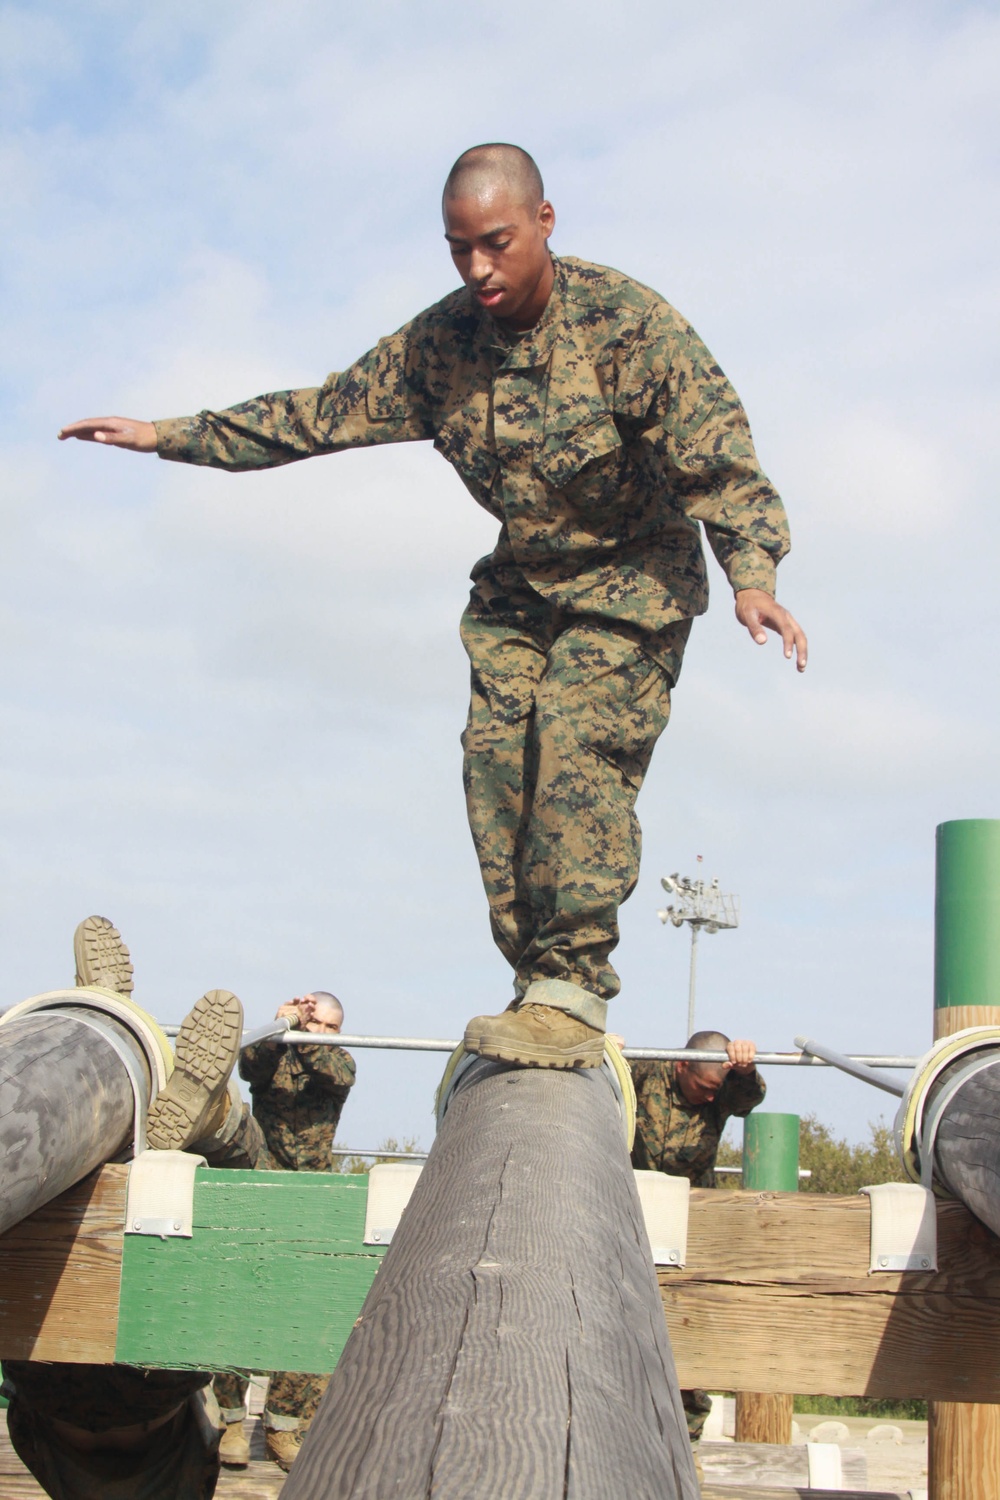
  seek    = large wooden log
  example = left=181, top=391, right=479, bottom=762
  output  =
left=931, top=1056, right=1000, bottom=1238
left=0, top=1011, right=142, bottom=1235
left=283, top=1062, right=699, bottom=1500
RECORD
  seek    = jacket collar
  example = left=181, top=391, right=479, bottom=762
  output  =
left=475, top=255, right=567, bottom=371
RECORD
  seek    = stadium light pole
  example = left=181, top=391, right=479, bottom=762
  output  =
left=658, top=858, right=740, bottom=1037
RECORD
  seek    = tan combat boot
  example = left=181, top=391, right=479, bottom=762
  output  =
left=219, top=1419, right=250, bottom=1467
left=146, top=989, right=243, bottom=1151
left=73, top=915, right=135, bottom=996
left=464, top=1002, right=605, bottom=1069
left=265, top=1428, right=302, bottom=1472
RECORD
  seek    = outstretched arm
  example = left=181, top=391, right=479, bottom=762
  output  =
left=58, top=417, right=158, bottom=451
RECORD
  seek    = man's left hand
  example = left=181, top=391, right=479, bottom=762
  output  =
left=735, top=589, right=808, bottom=672
left=726, top=1039, right=757, bottom=1074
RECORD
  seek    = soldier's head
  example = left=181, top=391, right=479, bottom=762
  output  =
left=676, top=1030, right=730, bottom=1105
left=443, top=143, right=555, bottom=331
left=304, top=990, right=343, bottom=1035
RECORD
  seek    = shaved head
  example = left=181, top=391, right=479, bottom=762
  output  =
left=308, top=990, right=343, bottom=1025
left=443, top=143, right=544, bottom=212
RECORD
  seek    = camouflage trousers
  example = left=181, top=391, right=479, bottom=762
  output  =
left=461, top=576, right=689, bottom=1014
left=1, top=1364, right=221, bottom=1500
left=213, top=1370, right=330, bottom=1431
left=683, top=1386, right=713, bottom=1442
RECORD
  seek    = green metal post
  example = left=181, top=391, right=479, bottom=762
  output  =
left=935, top=819, right=1000, bottom=1014
left=742, top=1112, right=800, bottom=1191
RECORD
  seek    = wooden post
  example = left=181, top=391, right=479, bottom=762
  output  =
left=735, top=1113, right=798, bottom=1445
left=0, top=1009, right=143, bottom=1235
left=929, top=819, right=1000, bottom=1500
left=282, top=1062, right=699, bottom=1500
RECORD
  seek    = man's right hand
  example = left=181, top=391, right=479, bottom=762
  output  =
left=276, top=1000, right=309, bottom=1029
left=58, top=416, right=158, bottom=452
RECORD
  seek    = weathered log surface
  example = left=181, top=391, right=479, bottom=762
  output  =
left=0, top=1012, right=138, bottom=1235
left=932, top=1057, right=1000, bottom=1237
left=284, top=1063, right=697, bottom=1500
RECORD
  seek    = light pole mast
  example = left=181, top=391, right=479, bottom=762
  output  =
left=657, top=859, right=740, bottom=1037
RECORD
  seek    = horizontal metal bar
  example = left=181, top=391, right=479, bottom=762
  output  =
left=715, top=1166, right=813, bottom=1178
left=155, top=1026, right=919, bottom=1069
left=331, top=1149, right=429, bottom=1161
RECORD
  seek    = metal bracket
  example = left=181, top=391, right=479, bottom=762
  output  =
left=363, top=1162, right=424, bottom=1246
left=860, top=1182, right=937, bottom=1272
left=633, top=1170, right=690, bottom=1267
left=125, top=1149, right=206, bottom=1239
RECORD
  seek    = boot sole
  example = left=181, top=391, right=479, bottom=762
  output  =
left=146, top=989, right=243, bottom=1151
left=73, top=915, right=134, bottom=997
left=464, top=1034, right=605, bottom=1069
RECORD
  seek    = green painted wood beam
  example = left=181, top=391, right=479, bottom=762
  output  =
left=115, top=1169, right=384, bottom=1372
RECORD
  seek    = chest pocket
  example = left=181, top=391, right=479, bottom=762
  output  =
left=533, top=414, right=625, bottom=507
left=434, top=413, right=501, bottom=509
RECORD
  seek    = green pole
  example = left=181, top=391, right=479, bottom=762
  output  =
left=935, top=819, right=1000, bottom=1013
left=742, top=1113, right=799, bottom=1191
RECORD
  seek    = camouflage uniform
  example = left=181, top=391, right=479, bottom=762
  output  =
left=630, top=1059, right=766, bottom=1438
left=239, top=1038, right=355, bottom=1171
left=2, top=1105, right=268, bottom=1499
left=155, top=255, right=790, bottom=1027
left=213, top=1039, right=356, bottom=1436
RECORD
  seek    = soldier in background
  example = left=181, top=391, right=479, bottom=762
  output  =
left=59, top=141, right=807, bottom=1080
left=630, top=1030, right=765, bottom=1452
left=214, top=992, right=355, bottom=1472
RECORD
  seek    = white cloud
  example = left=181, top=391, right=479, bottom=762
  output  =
left=0, top=0, right=997, bottom=1148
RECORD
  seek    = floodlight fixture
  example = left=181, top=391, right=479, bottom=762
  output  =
left=657, top=858, right=740, bottom=1037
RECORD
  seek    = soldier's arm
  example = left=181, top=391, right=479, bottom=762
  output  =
left=59, top=323, right=435, bottom=472
left=720, top=1067, right=767, bottom=1120
left=643, top=315, right=806, bottom=669
left=294, top=1044, right=357, bottom=1091
left=237, top=1040, right=281, bottom=1088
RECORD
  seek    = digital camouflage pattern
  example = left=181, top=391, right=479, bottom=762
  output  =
left=629, top=1059, right=766, bottom=1187
left=155, top=255, right=791, bottom=1010
left=154, top=255, right=790, bottom=654
left=463, top=575, right=689, bottom=1002
left=1, top=1362, right=220, bottom=1500
left=264, top=1371, right=329, bottom=1429
left=239, top=1039, right=355, bottom=1171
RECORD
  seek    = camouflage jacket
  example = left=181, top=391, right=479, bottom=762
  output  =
left=155, top=256, right=790, bottom=653
left=239, top=1040, right=355, bottom=1171
left=629, top=1060, right=765, bottom=1186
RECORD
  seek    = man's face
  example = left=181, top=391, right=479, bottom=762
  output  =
left=304, top=994, right=342, bottom=1035
left=443, top=187, right=556, bottom=330
left=676, top=1061, right=728, bottom=1106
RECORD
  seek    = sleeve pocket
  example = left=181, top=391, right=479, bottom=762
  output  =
left=365, top=337, right=408, bottom=421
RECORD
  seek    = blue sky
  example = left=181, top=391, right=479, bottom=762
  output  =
left=1, top=0, right=997, bottom=1150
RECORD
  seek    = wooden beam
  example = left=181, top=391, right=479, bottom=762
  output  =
left=735, top=1394, right=793, bottom=1444
left=928, top=997, right=1000, bottom=1500
left=115, top=1168, right=382, bottom=1372
left=3, top=1166, right=1000, bottom=1404
left=0, top=1166, right=125, bottom=1363
left=661, top=1189, right=1000, bottom=1399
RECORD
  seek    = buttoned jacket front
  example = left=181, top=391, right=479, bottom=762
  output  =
left=156, top=255, right=791, bottom=638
